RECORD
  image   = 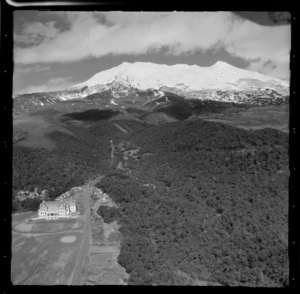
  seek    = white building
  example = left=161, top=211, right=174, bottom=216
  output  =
left=38, top=199, right=76, bottom=219
left=68, top=199, right=76, bottom=213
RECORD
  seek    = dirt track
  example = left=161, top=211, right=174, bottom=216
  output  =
left=110, top=140, right=115, bottom=167
left=70, top=185, right=91, bottom=284
left=74, top=175, right=129, bottom=285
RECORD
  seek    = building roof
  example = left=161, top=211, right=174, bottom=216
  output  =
left=39, top=199, right=76, bottom=211
left=39, top=201, right=65, bottom=210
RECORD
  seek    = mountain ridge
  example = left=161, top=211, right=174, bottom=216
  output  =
left=70, top=61, right=288, bottom=92
left=13, top=61, right=289, bottom=114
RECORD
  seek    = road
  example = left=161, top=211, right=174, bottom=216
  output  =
left=110, top=140, right=115, bottom=167
left=71, top=175, right=104, bottom=285
left=114, top=123, right=128, bottom=133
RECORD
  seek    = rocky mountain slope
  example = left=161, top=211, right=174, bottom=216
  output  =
left=71, top=61, right=287, bottom=91
left=13, top=61, right=289, bottom=114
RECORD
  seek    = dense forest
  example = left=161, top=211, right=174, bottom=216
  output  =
left=13, top=112, right=289, bottom=286
left=96, top=119, right=289, bottom=286
left=12, top=119, right=148, bottom=212
left=62, top=109, right=120, bottom=122
left=12, top=124, right=111, bottom=211
left=150, top=93, right=248, bottom=120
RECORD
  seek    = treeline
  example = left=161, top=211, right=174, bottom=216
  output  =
left=87, top=119, right=150, bottom=139
left=62, top=109, right=119, bottom=122
left=97, top=205, right=120, bottom=223
left=12, top=197, right=42, bottom=213
left=12, top=119, right=148, bottom=213
left=96, top=120, right=289, bottom=286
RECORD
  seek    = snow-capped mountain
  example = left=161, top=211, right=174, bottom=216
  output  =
left=13, top=61, right=289, bottom=113
left=71, top=61, right=288, bottom=92
left=67, top=61, right=289, bottom=104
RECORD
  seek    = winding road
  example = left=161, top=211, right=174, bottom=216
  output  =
left=110, top=140, right=115, bottom=167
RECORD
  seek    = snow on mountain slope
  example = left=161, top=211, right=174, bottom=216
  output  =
left=14, top=61, right=289, bottom=113
left=71, top=61, right=288, bottom=92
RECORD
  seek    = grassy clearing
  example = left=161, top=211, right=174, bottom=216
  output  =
left=11, top=212, right=85, bottom=285
left=198, top=105, right=289, bottom=133
left=13, top=114, right=74, bottom=150
left=11, top=231, right=83, bottom=285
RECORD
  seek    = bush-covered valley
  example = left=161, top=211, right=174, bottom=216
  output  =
left=96, top=120, right=289, bottom=286
left=12, top=123, right=111, bottom=211
left=12, top=111, right=289, bottom=286
left=12, top=118, right=147, bottom=212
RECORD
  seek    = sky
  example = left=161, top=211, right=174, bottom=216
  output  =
left=13, top=11, right=291, bottom=94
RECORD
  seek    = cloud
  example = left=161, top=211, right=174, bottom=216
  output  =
left=221, top=16, right=291, bottom=79
left=14, top=12, right=291, bottom=79
left=246, top=58, right=290, bottom=80
left=18, top=76, right=74, bottom=94
left=14, top=64, right=51, bottom=74
left=15, top=21, right=59, bottom=45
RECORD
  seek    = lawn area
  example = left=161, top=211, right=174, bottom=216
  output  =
left=11, top=213, right=85, bottom=285
left=12, top=231, right=83, bottom=285
left=199, top=104, right=289, bottom=133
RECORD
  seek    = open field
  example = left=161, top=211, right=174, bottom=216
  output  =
left=11, top=191, right=86, bottom=285
left=11, top=176, right=118, bottom=286
left=32, top=219, right=82, bottom=233
left=12, top=212, right=36, bottom=225
left=13, top=114, right=74, bottom=150
left=12, top=223, right=84, bottom=284
left=197, top=104, right=289, bottom=133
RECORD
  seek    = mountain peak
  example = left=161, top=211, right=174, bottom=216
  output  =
left=120, top=61, right=130, bottom=66
left=108, top=61, right=234, bottom=72
left=211, top=61, right=231, bottom=67
left=71, top=61, right=287, bottom=92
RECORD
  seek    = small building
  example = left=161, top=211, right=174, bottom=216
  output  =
left=69, top=200, right=76, bottom=213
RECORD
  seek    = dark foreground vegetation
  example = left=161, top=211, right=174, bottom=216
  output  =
left=13, top=107, right=289, bottom=286
left=12, top=119, right=146, bottom=212
left=96, top=120, right=289, bottom=286
left=62, top=109, right=119, bottom=122
left=12, top=124, right=111, bottom=211
left=12, top=197, right=43, bottom=213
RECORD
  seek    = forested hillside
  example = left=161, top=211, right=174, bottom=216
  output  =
left=12, top=125, right=111, bottom=211
left=12, top=110, right=289, bottom=286
left=96, top=120, right=289, bottom=286
left=12, top=118, right=148, bottom=212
